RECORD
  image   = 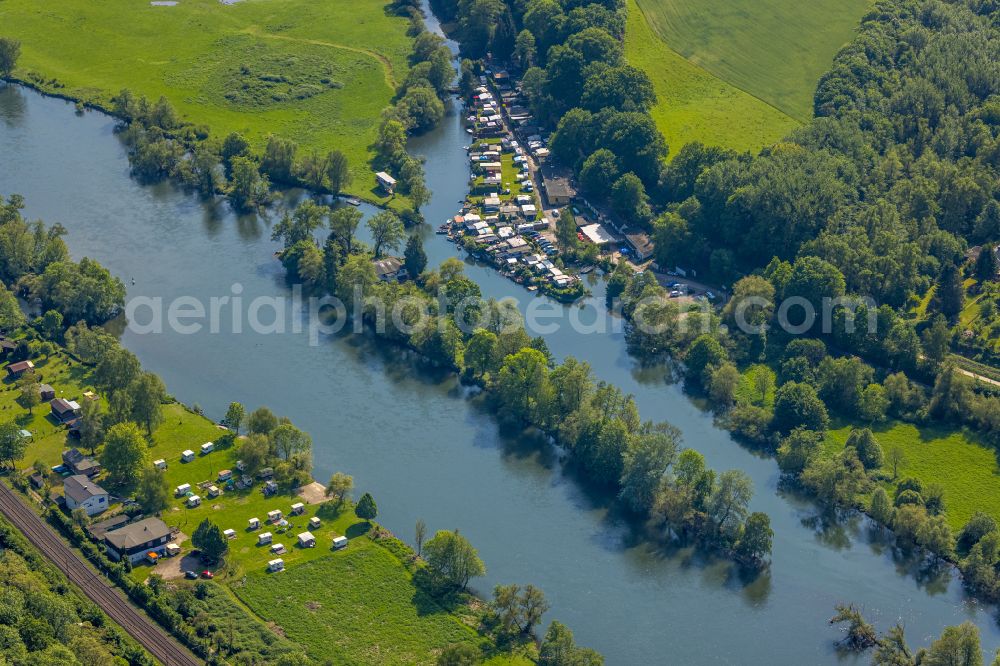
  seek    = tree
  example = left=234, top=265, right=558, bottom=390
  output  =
left=829, top=604, right=877, bottom=651
left=735, top=512, right=773, bottom=564
left=933, top=263, right=965, bottom=320
left=845, top=428, right=883, bottom=470
left=772, top=382, right=829, bottom=434
left=135, top=466, right=170, bottom=515
left=491, top=583, right=549, bottom=635
left=270, top=423, right=312, bottom=460
left=618, top=428, right=679, bottom=514
left=611, top=172, right=651, bottom=224
left=78, top=398, right=105, bottom=455
left=514, top=29, right=536, bottom=69
left=921, top=622, right=982, bottom=666
left=708, top=362, right=741, bottom=407
left=423, top=529, right=485, bottom=589
left=0, top=422, right=27, bottom=468
left=368, top=211, right=405, bottom=258
left=975, top=245, right=998, bottom=282
left=261, top=135, right=297, bottom=184
left=776, top=428, right=823, bottom=476
left=708, top=469, right=753, bottom=542
left=870, top=487, right=893, bottom=527
left=18, top=377, right=40, bottom=414
left=0, top=37, right=20, bottom=78
left=192, top=519, right=228, bottom=564
left=326, top=150, right=352, bottom=194
left=228, top=156, right=270, bottom=212
left=415, top=518, right=427, bottom=556
left=248, top=406, right=279, bottom=435
left=555, top=207, right=580, bottom=252
left=129, top=372, right=166, bottom=435
left=324, top=472, right=353, bottom=505
left=328, top=207, right=363, bottom=258
left=922, top=314, right=952, bottom=364
left=100, top=422, right=150, bottom=487
left=235, top=433, right=269, bottom=476
left=887, top=446, right=906, bottom=480
left=224, top=402, right=245, bottom=435
left=355, top=492, right=377, bottom=524
left=403, top=234, right=427, bottom=279
left=0, top=282, right=25, bottom=332
left=958, top=512, right=997, bottom=553
left=539, top=621, right=604, bottom=666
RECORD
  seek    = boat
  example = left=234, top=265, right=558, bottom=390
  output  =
left=579, top=265, right=595, bottom=274
left=345, top=197, right=361, bottom=207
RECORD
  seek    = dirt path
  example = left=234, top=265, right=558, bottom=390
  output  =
left=0, top=482, right=200, bottom=666
left=241, top=27, right=398, bottom=90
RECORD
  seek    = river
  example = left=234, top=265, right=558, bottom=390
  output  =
left=2, top=46, right=999, bottom=666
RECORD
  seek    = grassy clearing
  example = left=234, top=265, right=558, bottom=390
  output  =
left=825, top=420, right=1000, bottom=531
left=234, top=544, right=482, bottom=665
left=0, top=0, right=413, bottom=202
left=634, top=0, right=870, bottom=122
left=625, top=0, right=800, bottom=155
left=735, top=364, right=776, bottom=408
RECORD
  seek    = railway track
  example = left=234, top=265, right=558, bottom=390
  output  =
left=0, top=481, right=201, bottom=666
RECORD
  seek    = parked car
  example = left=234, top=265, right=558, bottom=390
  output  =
left=184, top=570, right=198, bottom=580
left=670, top=290, right=682, bottom=298
left=201, top=570, right=214, bottom=579
left=705, top=291, right=716, bottom=300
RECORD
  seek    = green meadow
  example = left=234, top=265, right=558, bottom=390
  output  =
left=825, top=420, right=1000, bottom=532
left=634, top=0, right=870, bottom=122
left=624, top=0, right=800, bottom=155
left=0, top=0, right=413, bottom=202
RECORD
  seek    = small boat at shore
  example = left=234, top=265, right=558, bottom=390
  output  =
left=345, top=197, right=361, bottom=206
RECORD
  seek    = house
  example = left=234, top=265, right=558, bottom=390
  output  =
left=38, top=384, right=55, bottom=402
left=86, top=514, right=130, bottom=540
left=186, top=495, right=201, bottom=508
left=258, top=531, right=273, bottom=545
left=332, top=536, right=348, bottom=550
left=373, top=257, right=407, bottom=282
left=62, top=449, right=101, bottom=478
left=104, top=517, right=172, bottom=564
left=268, top=558, right=284, bottom=572
left=623, top=229, right=655, bottom=261
left=181, top=449, right=195, bottom=463
left=175, top=483, right=191, bottom=496
left=309, top=516, right=321, bottom=530
left=6, top=360, right=33, bottom=378
left=200, top=442, right=214, bottom=455
left=51, top=398, right=81, bottom=423
left=297, top=531, right=316, bottom=548
left=375, top=171, right=397, bottom=194
left=29, top=473, right=45, bottom=490
left=506, top=237, right=530, bottom=255
left=290, top=502, right=305, bottom=516
left=540, top=166, right=576, bottom=206
left=63, top=474, right=108, bottom=516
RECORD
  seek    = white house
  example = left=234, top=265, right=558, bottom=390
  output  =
left=63, top=475, right=108, bottom=516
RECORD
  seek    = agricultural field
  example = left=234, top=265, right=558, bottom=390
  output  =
left=624, top=0, right=800, bottom=155
left=0, top=0, right=413, bottom=202
left=825, top=420, right=1000, bottom=531
left=633, top=0, right=870, bottom=122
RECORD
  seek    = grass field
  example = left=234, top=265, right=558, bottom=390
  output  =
left=624, top=0, right=800, bottom=155
left=235, top=545, right=482, bottom=665
left=825, top=420, right=1000, bottom=532
left=634, top=0, right=870, bottom=122
left=0, top=0, right=413, bottom=203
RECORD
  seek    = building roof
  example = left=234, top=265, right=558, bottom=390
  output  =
left=86, top=514, right=131, bottom=539
left=540, top=166, right=576, bottom=201
left=7, top=360, right=33, bottom=373
left=580, top=223, right=614, bottom=245
left=51, top=398, right=80, bottom=415
left=375, top=171, right=397, bottom=185
left=104, top=517, right=171, bottom=551
left=63, top=474, right=107, bottom=504
left=623, top=228, right=655, bottom=258
left=38, top=383, right=54, bottom=395
left=372, top=257, right=404, bottom=278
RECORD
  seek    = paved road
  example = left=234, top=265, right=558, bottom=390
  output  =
left=0, top=482, right=201, bottom=666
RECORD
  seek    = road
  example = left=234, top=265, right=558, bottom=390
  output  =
left=0, top=482, right=201, bottom=666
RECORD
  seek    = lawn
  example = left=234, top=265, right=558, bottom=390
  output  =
left=625, top=0, right=800, bottom=155
left=825, top=420, right=1000, bottom=532
left=0, top=0, right=413, bottom=203
left=633, top=0, right=870, bottom=122
left=234, top=544, right=483, bottom=665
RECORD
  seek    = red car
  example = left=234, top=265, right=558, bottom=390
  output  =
left=200, top=570, right=214, bottom=579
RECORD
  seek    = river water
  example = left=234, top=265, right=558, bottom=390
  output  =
left=2, top=49, right=999, bottom=666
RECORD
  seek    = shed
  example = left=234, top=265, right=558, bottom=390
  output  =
left=200, top=442, right=214, bottom=455
left=6, top=360, right=33, bottom=378
left=268, top=558, right=284, bottom=572
left=186, top=495, right=201, bottom=508
left=248, top=517, right=260, bottom=530
left=290, top=502, right=305, bottom=516
left=153, top=459, right=167, bottom=470
left=181, top=450, right=195, bottom=462
left=332, top=536, right=348, bottom=550
left=175, top=483, right=191, bottom=496
left=308, top=516, right=321, bottom=530
left=267, top=509, right=282, bottom=523
left=297, top=531, right=316, bottom=548
left=258, top=532, right=273, bottom=545
left=223, top=528, right=236, bottom=540
left=38, top=384, right=55, bottom=402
